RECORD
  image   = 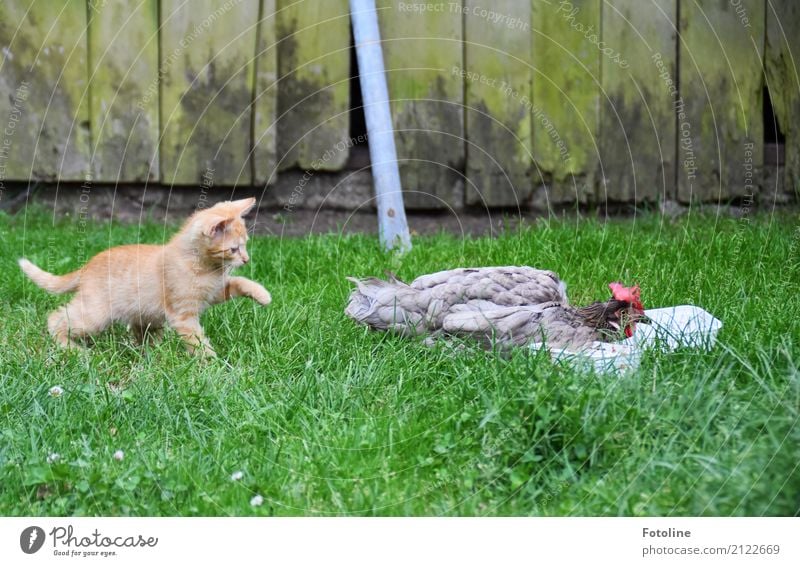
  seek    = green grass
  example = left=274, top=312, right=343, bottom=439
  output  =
left=1, top=207, right=798, bottom=516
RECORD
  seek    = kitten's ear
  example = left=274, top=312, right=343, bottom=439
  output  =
left=202, top=215, right=230, bottom=238
left=231, top=197, right=256, bottom=217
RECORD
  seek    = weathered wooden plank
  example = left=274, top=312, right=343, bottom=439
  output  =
left=376, top=1, right=463, bottom=209
left=88, top=0, right=159, bottom=182
left=531, top=0, right=599, bottom=206
left=0, top=0, right=90, bottom=181
left=276, top=0, right=350, bottom=171
left=765, top=0, right=800, bottom=195
left=600, top=0, right=677, bottom=203
left=160, top=0, right=258, bottom=186
left=253, top=0, right=278, bottom=185
left=464, top=1, right=532, bottom=207
left=678, top=0, right=764, bottom=203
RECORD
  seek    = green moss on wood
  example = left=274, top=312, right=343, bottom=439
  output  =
left=276, top=0, right=350, bottom=172
left=765, top=1, right=800, bottom=196
left=0, top=0, right=90, bottom=181
left=679, top=0, right=764, bottom=203
left=253, top=0, right=278, bottom=185
left=377, top=0, right=464, bottom=209
left=600, top=0, right=676, bottom=203
left=464, top=0, right=532, bottom=207
left=531, top=0, right=599, bottom=205
left=159, top=0, right=258, bottom=186
left=88, top=0, right=159, bottom=182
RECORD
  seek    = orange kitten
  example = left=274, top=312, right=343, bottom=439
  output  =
left=18, top=197, right=271, bottom=357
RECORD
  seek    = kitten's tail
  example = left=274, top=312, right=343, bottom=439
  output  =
left=18, top=258, right=81, bottom=294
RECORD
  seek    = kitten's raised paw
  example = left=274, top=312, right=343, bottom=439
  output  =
left=253, top=288, right=272, bottom=306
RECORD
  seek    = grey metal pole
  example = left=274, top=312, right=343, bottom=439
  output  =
left=349, top=0, right=412, bottom=253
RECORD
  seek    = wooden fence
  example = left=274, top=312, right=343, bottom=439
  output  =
left=0, top=0, right=797, bottom=209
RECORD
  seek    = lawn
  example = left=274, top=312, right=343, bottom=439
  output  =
left=0, top=207, right=798, bottom=516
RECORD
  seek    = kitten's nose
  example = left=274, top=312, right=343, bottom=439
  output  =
left=241, top=254, right=249, bottom=264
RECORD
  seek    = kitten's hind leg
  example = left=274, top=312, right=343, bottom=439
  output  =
left=48, top=307, right=80, bottom=349
left=47, top=302, right=107, bottom=350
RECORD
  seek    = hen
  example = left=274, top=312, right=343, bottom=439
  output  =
left=345, top=267, right=647, bottom=351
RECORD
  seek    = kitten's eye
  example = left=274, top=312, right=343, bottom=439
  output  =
left=229, top=246, right=239, bottom=254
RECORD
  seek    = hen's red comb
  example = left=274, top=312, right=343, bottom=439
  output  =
left=609, top=282, right=644, bottom=310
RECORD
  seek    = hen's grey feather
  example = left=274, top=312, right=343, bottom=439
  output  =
left=345, top=267, right=640, bottom=351
left=345, top=266, right=579, bottom=343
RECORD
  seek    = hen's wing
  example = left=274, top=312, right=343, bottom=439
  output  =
left=442, top=303, right=549, bottom=349
left=346, top=266, right=569, bottom=337
left=410, top=266, right=568, bottom=307
left=442, top=302, right=601, bottom=351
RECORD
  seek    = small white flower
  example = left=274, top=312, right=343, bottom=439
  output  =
left=49, top=386, right=64, bottom=397
left=113, top=450, right=125, bottom=461
left=47, top=453, right=60, bottom=464
left=250, top=494, right=264, bottom=507
left=230, top=471, right=244, bottom=481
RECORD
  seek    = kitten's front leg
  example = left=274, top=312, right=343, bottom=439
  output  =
left=166, top=312, right=216, bottom=357
left=223, top=276, right=272, bottom=306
